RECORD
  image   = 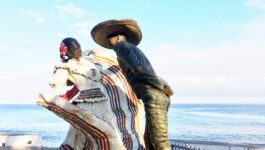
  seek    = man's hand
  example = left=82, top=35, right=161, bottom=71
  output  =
left=163, top=85, right=173, bottom=96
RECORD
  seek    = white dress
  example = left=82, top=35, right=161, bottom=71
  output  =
left=42, top=50, right=145, bottom=150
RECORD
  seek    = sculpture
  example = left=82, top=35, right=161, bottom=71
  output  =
left=91, top=19, right=173, bottom=150
left=38, top=41, right=145, bottom=149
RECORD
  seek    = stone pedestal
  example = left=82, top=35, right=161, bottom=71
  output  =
left=0, top=133, right=42, bottom=148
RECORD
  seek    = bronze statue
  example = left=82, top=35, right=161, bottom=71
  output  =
left=91, top=19, right=173, bottom=150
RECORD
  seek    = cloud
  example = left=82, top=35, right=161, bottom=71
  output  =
left=22, top=10, right=46, bottom=23
left=135, top=0, right=152, bottom=8
left=68, top=21, right=96, bottom=37
left=13, top=50, right=39, bottom=56
left=0, top=46, right=49, bottom=57
left=147, top=41, right=265, bottom=103
left=244, top=0, right=265, bottom=11
left=0, top=46, right=33, bottom=56
left=53, top=3, right=95, bottom=19
left=0, top=46, right=12, bottom=52
left=146, top=13, right=265, bottom=103
left=2, top=46, right=45, bottom=56
left=0, top=66, right=53, bottom=104
left=70, top=22, right=94, bottom=28
left=145, top=1, right=265, bottom=103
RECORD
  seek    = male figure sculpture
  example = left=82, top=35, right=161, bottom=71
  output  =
left=91, top=19, right=173, bottom=150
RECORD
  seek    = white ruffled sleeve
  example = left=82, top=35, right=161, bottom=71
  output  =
left=49, top=66, right=69, bottom=95
left=87, top=64, right=101, bottom=83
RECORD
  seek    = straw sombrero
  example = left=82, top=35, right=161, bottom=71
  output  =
left=91, top=19, right=142, bottom=49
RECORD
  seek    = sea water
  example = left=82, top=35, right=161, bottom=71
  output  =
left=0, top=104, right=265, bottom=147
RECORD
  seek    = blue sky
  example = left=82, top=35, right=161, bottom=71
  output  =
left=0, top=0, right=265, bottom=104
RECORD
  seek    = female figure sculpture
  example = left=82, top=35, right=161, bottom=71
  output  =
left=38, top=37, right=145, bottom=150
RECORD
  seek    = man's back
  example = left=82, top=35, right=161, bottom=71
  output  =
left=114, top=41, right=164, bottom=97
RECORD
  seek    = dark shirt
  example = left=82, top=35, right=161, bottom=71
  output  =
left=114, top=41, right=164, bottom=98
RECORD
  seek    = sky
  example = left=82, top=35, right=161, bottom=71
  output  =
left=0, top=0, right=265, bottom=104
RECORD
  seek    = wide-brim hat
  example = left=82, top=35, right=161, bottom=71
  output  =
left=91, top=19, right=142, bottom=49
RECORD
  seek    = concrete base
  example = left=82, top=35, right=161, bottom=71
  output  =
left=0, top=133, right=42, bottom=147
left=0, top=147, right=57, bottom=150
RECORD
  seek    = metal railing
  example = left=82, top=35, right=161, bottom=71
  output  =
left=169, top=140, right=261, bottom=150
left=171, top=144, right=205, bottom=150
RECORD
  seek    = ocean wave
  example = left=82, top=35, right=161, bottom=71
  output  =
left=183, top=111, right=265, bottom=123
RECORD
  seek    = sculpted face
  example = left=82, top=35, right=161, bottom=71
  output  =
left=68, top=48, right=82, bottom=60
left=109, top=36, right=119, bottom=48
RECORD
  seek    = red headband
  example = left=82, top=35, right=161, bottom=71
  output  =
left=60, top=42, right=68, bottom=63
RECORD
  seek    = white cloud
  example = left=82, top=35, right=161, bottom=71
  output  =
left=244, top=0, right=265, bottom=10
left=162, top=1, right=265, bottom=103
left=145, top=1, right=265, bottom=103
left=1, top=46, right=53, bottom=57
left=135, top=0, right=152, bottom=8
left=55, top=32, right=69, bottom=40
left=147, top=41, right=265, bottom=103
left=146, top=13, right=265, bottom=103
left=20, top=39, right=35, bottom=44
left=13, top=49, right=39, bottom=56
left=22, top=10, right=46, bottom=23
left=68, top=21, right=96, bottom=37
left=0, top=66, right=53, bottom=104
left=0, top=46, right=35, bottom=56
left=70, top=22, right=94, bottom=28
left=0, top=46, right=12, bottom=52
left=53, top=3, right=95, bottom=19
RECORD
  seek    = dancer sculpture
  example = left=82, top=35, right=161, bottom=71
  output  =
left=38, top=37, right=145, bottom=150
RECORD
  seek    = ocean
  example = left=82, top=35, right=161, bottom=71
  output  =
left=0, top=104, right=265, bottom=147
